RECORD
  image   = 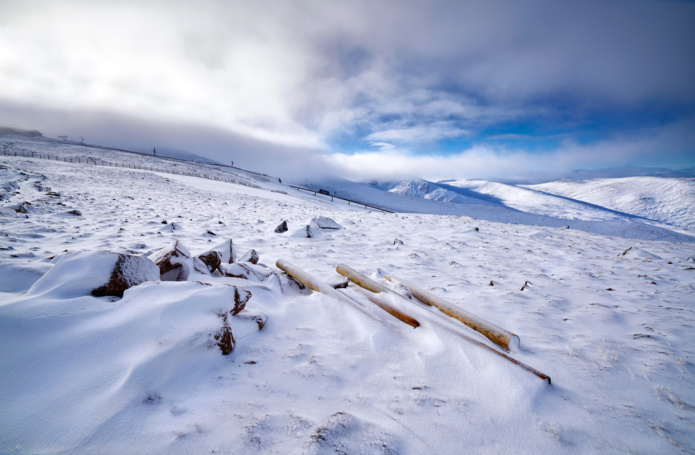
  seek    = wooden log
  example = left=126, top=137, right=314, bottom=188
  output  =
left=336, top=264, right=419, bottom=328
left=275, top=259, right=379, bottom=321
left=435, top=318, right=550, bottom=384
left=353, top=288, right=420, bottom=328
left=336, top=264, right=390, bottom=293
left=338, top=264, right=549, bottom=383
left=385, top=274, right=520, bottom=351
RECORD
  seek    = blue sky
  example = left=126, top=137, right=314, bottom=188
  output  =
left=0, top=0, right=693, bottom=182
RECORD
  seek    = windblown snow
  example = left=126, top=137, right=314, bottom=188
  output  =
left=1, top=136, right=695, bottom=454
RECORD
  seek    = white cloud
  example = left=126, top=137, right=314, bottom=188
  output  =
left=326, top=123, right=694, bottom=182
left=365, top=122, right=471, bottom=143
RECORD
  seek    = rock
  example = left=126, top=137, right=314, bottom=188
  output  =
left=15, top=202, right=32, bottom=214
left=234, top=309, right=268, bottom=330
left=29, top=251, right=157, bottom=298
left=198, top=250, right=222, bottom=273
left=149, top=240, right=193, bottom=281
left=293, top=216, right=343, bottom=238
left=158, top=221, right=183, bottom=233
left=239, top=249, right=259, bottom=264
left=326, top=276, right=349, bottom=289
left=92, top=254, right=160, bottom=297
left=211, top=286, right=253, bottom=354
left=274, top=220, right=289, bottom=233
left=272, top=272, right=311, bottom=295
left=192, top=257, right=210, bottom=274
left=210, top=239, right=237, bottom=264
left=231, top=287, right=253, bottom=315
left=617, top=247, right=662, bottom=260
left=68, top=209, right=82, bottom=216
left=313, top=216, right=342, bottom=229
left=213, top=312, right=235, bottom=355
left=393, top=238, right=404, bottom=246
left=220, top=262, right=273, bottom=283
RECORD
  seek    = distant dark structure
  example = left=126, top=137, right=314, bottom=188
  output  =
left=153, top=147, right=157, bottom=156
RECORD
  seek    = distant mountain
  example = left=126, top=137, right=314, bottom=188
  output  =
left=367, top=179, right=498, bottom=205
left=0, top=126, right=43, bottom=137
left=525, top=177, right=695, bottom=230
left=361, top=176, right=695, bottom=235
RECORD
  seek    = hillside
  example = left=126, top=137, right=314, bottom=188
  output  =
left=525, top=177, right=695, bottom=231
left=1, top=138, right=695, bottom=453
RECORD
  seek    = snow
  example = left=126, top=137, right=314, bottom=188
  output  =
left=526, top=177, right=695, bottom=231
left=1, top=137, right=695, bottom=453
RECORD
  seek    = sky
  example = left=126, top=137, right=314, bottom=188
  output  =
left=1, top=0, right=694, bottom=183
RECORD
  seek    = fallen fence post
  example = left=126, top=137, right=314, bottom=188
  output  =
left=385, top=274, right=520, bottom=351
left=338, top=264, right=549, bottom=383
left=276, top=259, right=381, bottom=322
left=352, top=287, right=420, bottom=328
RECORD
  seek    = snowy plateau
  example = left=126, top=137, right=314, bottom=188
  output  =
left=1, top=136, right=695, bottom=454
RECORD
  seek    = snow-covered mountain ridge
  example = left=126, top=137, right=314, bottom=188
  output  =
left=368, top=176, right=695, bottom=236
left=525, top=177, right=695, bottom=230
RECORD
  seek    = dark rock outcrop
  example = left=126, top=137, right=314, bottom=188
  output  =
left=150, top=240, right=193, bottom=281
left=91, top=254, right=159, bottom=297
left=239, top=249, right=259, bottom=265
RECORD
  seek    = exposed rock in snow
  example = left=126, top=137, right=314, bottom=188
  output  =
left=91, top=254, right=160, bottom=297
left=239, top=249, right=259, bottom=264
left=230, top=287, right=253, bottom=315
left=28, top=251, right=156, bottom=298
left=326, top=276, right=349, bottom=289
left=220, top=262, right=273, bottom=283
left=234, top=308, right=267, bottom=330
left=198, top=250, right=222, bottom=273
left=158, top=221, right=183, bottom=232
left=274, top=220, right=289, bottom=233
left=617, top=246, right=662, bottom=260
left=67, top=209, right=82, bottom=216
left=209, top=239, right=237, bottom=264
left=149, top=240, right=193, bottom=281
left=14, top=201, right=32, bottom=213
left=214, top=311, right=235, bottom=355
left=314, top=216, right=342, bottom=229
left=293, top=216, right=343, bottom=238
left=192, top=256, right=210, bottom=274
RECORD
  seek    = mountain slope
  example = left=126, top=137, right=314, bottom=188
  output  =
left=525, top=177, right=695, bottom=230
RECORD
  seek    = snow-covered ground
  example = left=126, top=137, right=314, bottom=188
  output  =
left=1, top=137, right=695, bottom=453
left=525, top=177, right=695, bottom=231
